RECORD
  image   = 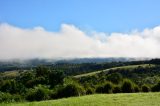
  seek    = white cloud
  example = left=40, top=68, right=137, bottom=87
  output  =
left=0, top=23, right=160, bottom=60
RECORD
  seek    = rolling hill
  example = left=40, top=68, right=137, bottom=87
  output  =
left=2, top=92, right=160, bottom=106
left=74, top=64, right=154, bottom=78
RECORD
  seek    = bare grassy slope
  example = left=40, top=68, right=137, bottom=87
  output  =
left=2, top=92, right=160, bottom=106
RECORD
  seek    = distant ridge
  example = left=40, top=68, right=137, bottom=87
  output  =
left=0, top=57, right=154, bottom=72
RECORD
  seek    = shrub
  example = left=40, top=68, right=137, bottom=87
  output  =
left=0, top=92, right=13, bottom=103
left=49, top=70, right=65, bottom=88
left=95, top=85, right=104, bottom=93
left=35, top=65, right=49, bottom=77
left=0, top=92, right=23, bottom=103
left=141, top=85, right=150, bottom=92
left=25, top=85, right=50, bottom=101
left=0, top=80, right=12, bottom=93
left=121, top=79, right=134, bottom=93
left=113, top=86, right=121, bottom=93
left=86, top=87, right=94, bottom=94
left=96, top=82, right=113, bottom=94
left=12, top=94, right=23, bottom=102
left=49, top=85, right=64, bottom=99
left=103, top=82, right=113, bottom=93
left=107, top=73, right=123, bottom=84
left=151, top=81, right=160, bottom=92
left=56, top=83, right=86, bottom=98
left=0, top=80, right=21, bottom=94
left=19, top=71, right=34, bottom=86
left=49, top=91, right=58, bottom=99
left=26, top=79, right=36, bottom=88
left=134, top=85, right=140, bottom=93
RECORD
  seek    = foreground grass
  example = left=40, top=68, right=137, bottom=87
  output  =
left=74, top=64, right=154, bottom=78
left=2, top=92, right=160, bottom=106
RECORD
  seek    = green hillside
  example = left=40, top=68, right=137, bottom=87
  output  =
left=2, top=92, right=160, bottom=106
left=74, top=64, right=154, bottom=78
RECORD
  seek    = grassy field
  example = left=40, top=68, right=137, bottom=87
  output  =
left=74, top=64, right=154, bottom=78
left=1, top=92, right=160, bottom=106
left=1, top=70, right=19, bottom=78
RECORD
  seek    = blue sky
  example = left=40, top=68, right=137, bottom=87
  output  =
left=1, top=0, right=160, bottom=33
left=1, top=0, right=160, bottom=59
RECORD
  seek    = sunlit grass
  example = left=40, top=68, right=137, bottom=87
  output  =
left=2, top=92, right=160, bottom=106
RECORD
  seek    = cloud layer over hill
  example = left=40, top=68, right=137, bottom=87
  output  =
left=0, top=23, right=160, bottom=60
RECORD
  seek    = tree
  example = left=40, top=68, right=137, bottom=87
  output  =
left=0, top=80, right=20, bottom=94
left=107, top=73, right=122, bottom=84
left=49, top=70, right=65, bottom=88
left=134, top=85, right=140, bottom=92
left=25, top=85, right=50, bottom=101
left=0, top=80, right=12, bottom=93
left=35, top=66, right=50, bottom=77
left=86, top=87, right=94, bottom=94
left=96, top=85, right=104, bottom=93
left=56, top=83, right=85, bottom=98
left=95, top=82, right=113, bottom=93
left=142, top=85, right=150, bottom=92
left=121, top=79, right=134, bottom=93
left=103, top=82, right=113, bottom=93
left=19, top=71, right=34, bottom=86
left=151, top=81, right=160, bottom=92
left=113, top=86, right=121, bottom=93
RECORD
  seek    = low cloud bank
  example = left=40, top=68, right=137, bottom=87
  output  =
left=0, top=23, right=160, bottom=60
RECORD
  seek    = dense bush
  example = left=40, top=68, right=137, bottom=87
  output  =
left=134, top=85, right=140, bottom=92
left=103, top=82, right=113, bottom=93
left=0, top=92, right=23, bottom=103
left=0, top=80, right=12, bottom=93
left=55, top=83, right=86, bottom=98
left=86, top=87, right=95, bottom=94
left=121, top=79, right=135, bottom=93
left=106, top=73, right=123, bottom=84
left=112, top=86, right=121, bottom=93
left=35, top=66, right=50, bottom=77
left=25, top=85, right=50, bottom=101
left=151, top=81, right=160, bottom=92
left=0, top=92, right=13, bottom=103
left=19, top=71, right=34, bottom=87
left=95, top=85, right=104, bottom=93
left=0, top=80, right=21, bottom=94
left=49, top=70, right=65, bottom=88
left=96, top=82, right=113, bottom=93
left=141, top=85, right=150, bottom=92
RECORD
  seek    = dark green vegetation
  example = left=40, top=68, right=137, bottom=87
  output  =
left=1, top=59, right=160, bottom=103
